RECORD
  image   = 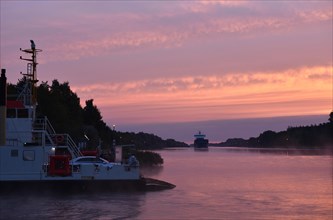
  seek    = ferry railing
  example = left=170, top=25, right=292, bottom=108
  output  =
left=7, top=130, right=39, bottom=146
left=34, top=117, right=56, bottom=135
left=47, top=133, right=82, bottom=158
left=33, top=117, right=56, bottom=147
left=45, top=117, right=56, bottom=135
left=5, top=138, right=20, bottom=146
left=34, top=117, right=82, bottom=158
left=66, top=134, right=82, bottom=158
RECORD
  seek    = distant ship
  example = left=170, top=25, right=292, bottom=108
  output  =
left=193, top=131, right=209, bottom=150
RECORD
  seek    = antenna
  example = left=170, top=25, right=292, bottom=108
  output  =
left=331, top=64, right=333, bottom=112
left=19, top=40, right=42, bottom=105
left=18, top=40, right=42, bottom=120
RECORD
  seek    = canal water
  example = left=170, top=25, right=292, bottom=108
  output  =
left=0, top=147, right=332, bottom=219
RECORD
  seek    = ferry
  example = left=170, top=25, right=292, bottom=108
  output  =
left=193, top=131, right=209, bottom=150
left=0, top=41, right=175, bottom=193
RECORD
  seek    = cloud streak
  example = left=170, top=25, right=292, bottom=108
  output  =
left=3, top=1, right=330, bottom=65
left=47, top=4, right=331, bottom=62
left=72, top=65, right=332, bottom=124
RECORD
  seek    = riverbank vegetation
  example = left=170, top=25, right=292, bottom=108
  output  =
left=212, top=112, right=333, bottom=150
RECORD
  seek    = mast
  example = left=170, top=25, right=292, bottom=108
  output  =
left=19, top=40, right=42, bottom=120
left=0, top=69, right=7, bottom=146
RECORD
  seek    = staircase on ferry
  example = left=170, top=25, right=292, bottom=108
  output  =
left=33, top=117, right=82, bottom=158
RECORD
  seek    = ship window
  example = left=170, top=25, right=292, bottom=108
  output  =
left=17, top=109, right=29, bottom=118
left=11, top=149, right=18, bottom=157
left=23, top=150, right=35, bottom=161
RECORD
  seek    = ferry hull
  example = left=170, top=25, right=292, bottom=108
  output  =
left=0, top=178, right=175, bottom=194
left=0, top=179, right=145, bottom=194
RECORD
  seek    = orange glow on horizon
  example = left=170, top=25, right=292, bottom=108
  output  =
left=72, top=65, right=332, bottom=124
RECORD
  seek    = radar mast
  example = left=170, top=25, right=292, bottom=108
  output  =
left=18, top=40, right=42, bottom=120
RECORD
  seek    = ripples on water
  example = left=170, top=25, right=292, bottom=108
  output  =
left=0, top=147, right=332, bottom=220
left=0, top=192, right=147, bottom=220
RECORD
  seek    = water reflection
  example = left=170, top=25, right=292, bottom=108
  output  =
left=140, top=165, right=164, bottom=177
left=140, top=147, right=332, bottom=219
left=218, top=146, right=333, bottom=155
left=0, top=192, right=146, bottom=220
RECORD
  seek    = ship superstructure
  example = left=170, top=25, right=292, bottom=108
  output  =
left=0, top=41, right=174, bottom=192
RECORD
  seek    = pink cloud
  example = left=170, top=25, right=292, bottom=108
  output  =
left=71, top=65, right=332, bottom=124
left=13, top=1, right=329, bottom=65
left=180, top=1, right=248, bottom=13
left=296, top=8, right=333, bottom=23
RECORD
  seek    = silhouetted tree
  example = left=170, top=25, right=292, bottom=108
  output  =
left=83, top=99, right=102, bottom=126
left=36, top=80, right=83, bottom=141
left=217, top=112, right=333, bottom=149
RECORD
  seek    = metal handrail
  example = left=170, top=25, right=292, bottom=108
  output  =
left=67, top=135, right=82, bottom=157
left=33, top=117, right=82, bottom=158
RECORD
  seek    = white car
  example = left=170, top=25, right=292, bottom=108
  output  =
left=70, top=156, right=114, bottom=168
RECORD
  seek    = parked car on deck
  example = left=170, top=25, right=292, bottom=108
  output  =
left=70, top=156, right=114, bottom=169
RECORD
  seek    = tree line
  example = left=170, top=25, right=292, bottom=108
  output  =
left=213, top=112, right=333, bottom=149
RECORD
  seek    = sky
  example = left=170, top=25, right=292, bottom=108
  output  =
left=1, top=1, right=332, bottom=143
